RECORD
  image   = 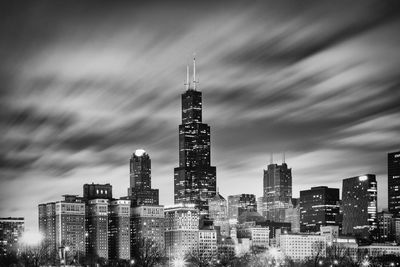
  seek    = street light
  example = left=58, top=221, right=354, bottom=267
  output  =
left=319, top=260, right=323, bottom=266
left=333, top=259, right=338, bottom=265
left=130, top=259, right=135, bottom=266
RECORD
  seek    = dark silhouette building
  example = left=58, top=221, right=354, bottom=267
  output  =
left=388, top=151, right=400, bottom=217
left=174, top=59, right=216, bottom=215
left=128, top=149, right=159, bottom=206
left=342, top=174, right=378, bottom=238
left=263, top=161, right=292, bottom=222
left=299, top=186, right=340, bottom=233
left=228, top=194, right=257, bottom=220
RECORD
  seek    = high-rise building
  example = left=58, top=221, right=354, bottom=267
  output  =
left=87, top=199, right=109, bottom=260
left=38, top=202, right=57, bottom=257
left=285, top=198, right=300, bottom=233
left=55, top=195, right=86, bottom=259
left=83, top=183, right=112, bottom=201
left=0, top=217, right=24, bottom=255
left=299, top=186, right=340, bottom=233
left=388, top=151, right=400, bottom=217
left=128, top=150, right=159, bottom=206
left=377, top=211, right=394, bottom=242
left=164, top=204, right=199, bottom=259
left=208, top=193, right=229, bottom=237
left=228, top=194, right=257, bottom=221
left=263, top=161, right=292, bottom=222
left=174, top=59, right=217, bottom=215
left=109, top=199, right=131, bottom=261
left=131, top=205, right=165, bottom=258
left=342, top=174, right=378, bottom=238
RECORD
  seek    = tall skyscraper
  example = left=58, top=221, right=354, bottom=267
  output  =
left=174, top=59, right=217, bottom=215
left=388, top=151, right=400, bottom=217
left=128, top=149, right=159, bottom=206
left=0, top=217, right=24, bottom=255
left=263, top=161, right=292, bottom=222
left=342, top=174, right=378, bottom=238
left=299, top=186, right=340, bottom=233
left=228, top=194, right=257, bottom=221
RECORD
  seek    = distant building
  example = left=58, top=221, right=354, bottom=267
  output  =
left=392, top=217, right=400, bottom=243
left=377, top=211, right=394, bottom=242
left=131, top=205, right=164, bottom=256
left=217, top=237, right=235, bottom=258
left=174, top=60, right=217, bottom=215
left=250, top=227, right=270, bottom=248
left=83, top=183, right=112, bottom=201
left=208, top=193, right=229, bottom=236
left=228, top=194, right=257, bottom=221
left=284, top=198, right=300, bottom=233
left=263, top=162, right=292, bottom=222
left=87, top=199, right=109, bottom=260
left=342, top=174, right=378, bottom=238
left=300, top=186, right=340, bottom=233
left=164, top=204, right=199, bottom=259
left=198, top=229, right=218, bottom=259
left=320, top=225, right=339, bottom=245
left=0, top=217, right=24, bottom=255
left=109, top=199, right=131, bottom=260
left=388, top=151, right=400, bottom=217
left=280, top=233, right=327, bottom=262
left=128, top=150, right=159, bottom=206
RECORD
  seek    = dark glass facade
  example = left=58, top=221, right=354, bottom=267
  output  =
left=263, top=163, right=292, bottom=222
left=174, top=85, right=216, bottom=214
left=388, top=151, right=400, bottom=217
left=342, top=174, right=378, bottom=237
left=299, top=186, right=340, bottom=233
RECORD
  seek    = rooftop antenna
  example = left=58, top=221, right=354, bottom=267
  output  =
left=283, top=152, right=286, bottom=163
left=193, top=55, right=197, bottom=90
left=184, top=65, right=190, bottom=90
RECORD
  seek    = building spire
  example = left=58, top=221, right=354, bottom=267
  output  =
left=193, top=56, right=197, bottom=90
left=185, top=65, right=190, bottom=90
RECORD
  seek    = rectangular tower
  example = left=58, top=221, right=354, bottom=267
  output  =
left=38, top=202, right=57, bottom=259
left=388, top=151, right=400, bottom=217
left=0, top=217, right=24, bottom=255
left=299, top=186, right=340, bottom=233
left=174, top=59, right=216, bottom=215
left=263, top=162, right=292, bottom=222
left=87, top=199, right=109, bottom=260
left=109, top=199, right=131, bottom=260
left=342, top=174, right=378, bottom=239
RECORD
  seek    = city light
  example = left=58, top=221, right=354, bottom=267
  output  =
left=20, top=231, right=43, bottom=246
left=172, top=257, right=187, bottom=267
left=362, top=259, right=370, bottom=266
left=359, top=175, right=368, bottom=181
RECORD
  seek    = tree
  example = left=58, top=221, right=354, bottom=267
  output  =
left=131, top=237, right=165, bottom=267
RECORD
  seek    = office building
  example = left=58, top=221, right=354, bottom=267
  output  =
left=342, top=174, right=378, bottom=237
left=128, top=150, right=159, bottom=206
left=38, top=202, right=57, bottom=257
left=0, top=217, right=24, bottom=255
left=198, top=229, right=218, bottom=259
left=208, top=193, right=229, bottom=236
left=174, top=59, right=217, bottom=214
left=263, top=161, right=292, bottom=222
left=164, top=204, right=199, bottom=259
left=280, top=233, right=327, bottom=262
left=284, top=198, right=300, bottom=233
left=228, top=194, right=257, bottom=221
left=131, top=205, right=164, bottom=256
left=109, top=199, right=131, bottom=260
left=388, top=151, right=400, bottom=217
left=299, top=186, right=340, bottom=233
left=250, top=227, right=270, bottom=248
left=83, top=183, right=112, bottom=201
left=87, top=199, right=109, bottom=260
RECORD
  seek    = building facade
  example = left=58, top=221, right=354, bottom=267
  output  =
left=388, top=151, right=400, bottom=217
left=228, top=194, right=257, bottom=221
left=0, top=217, right=24, bottom=255
left=208, top=193, right=229, bottom=237
left=198, top=229, right=218, bottom=259
left=164, top=204, right=199, bottom=259
left=377, top=211, right=394, bottom=242
left=109, top=199, right=131, bottom=260
left=38, top=202, right=57, bottom=257
left=284, top=198, right=300, bottom=233
left=87, top=199, right=109, bottom=260
left=300, top=186, right=340, bottom=233
left=174, top=59, right=217, bottom=215
left=279, top=233, right=327, bottom=262
left=263, top=162, right=292, bottom=222
left=128, top=150, right=159, bottom=206
left=342, top=174, right=378, bottom=238
left=83, top=183, right=112, bottom=201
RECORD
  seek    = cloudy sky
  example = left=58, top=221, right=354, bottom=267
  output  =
left=1, top=1, right=400, bottom=231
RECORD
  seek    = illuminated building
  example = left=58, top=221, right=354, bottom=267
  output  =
left=174, top=59, right=217, bottom=214
left=208, top=192, right=229, bottom=237
left=38, top=202, right=57, bottom=257
left=109, top=199, right=131, bottom=260
left=263, top=161, right=292, bottom=222
left=87, top=199, right=109, bottom=260
left=284, top=198, right=300, bottom=233
left=342, top=174, right=377, bottom=238
left=377, top=211, right=394, bottom=242
left=299, top=186, right=340, bottom=233
left=279, top=233, right=327, bottom=261
left=250, top=227, right=270, bottom=248
left=0, top=217, right=24, bottom=255
left=128, top=150, right=159, bottom=206
left=164, top=204, right=199, bottom=259
left=228, top=194, right=257, bottom=221
left=131, top=205, right=164, bottom=256
left=198, top=229, right=218, bottom=259
left=388, top=151, right=400, bottom=217
left=83, top=183, right=112, bottom=200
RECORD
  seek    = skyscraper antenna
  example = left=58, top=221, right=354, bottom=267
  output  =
left=193, top=56, right=196, bottom=90
left=184, top=65, right=190, bottom=90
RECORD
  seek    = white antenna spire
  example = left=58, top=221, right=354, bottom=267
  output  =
left=185, top=65, right=190, bottom=90
left=193, top=56, right=196, bottom=90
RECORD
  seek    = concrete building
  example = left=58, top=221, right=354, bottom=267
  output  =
left=250, top=227, right=270, bottom=248
left=198, top=229, right=218, bottom=259
left=208, top=193, right=229, bottom=237
left=263, top=161, right=292, bottom=222
left=377, top=210, right=394, bottom=242
left=0, top=217, right=24, bottom=255
left=164, top=204, right=199, bottom=259
left=279, top=233, right=327, bottom=262
left=228, top=194, right=257, bottom=221
left=109, top=199, right=131, bottom=260
left=284, top=198, right=300, bottom=233
left=83, top=183, right=112, bottom=201
left=342, top=174, right=378, bottom=238
left=38, top=202, right=57, bottom=257
left=300, top=186, right=340, bottom=233
left=87, top=199, right=109, bottom=260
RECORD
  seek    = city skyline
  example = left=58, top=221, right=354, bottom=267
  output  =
left=1, top=1, right=400, bottom=232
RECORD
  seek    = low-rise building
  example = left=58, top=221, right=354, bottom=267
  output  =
left=279, top=233, right=327, bottom=262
